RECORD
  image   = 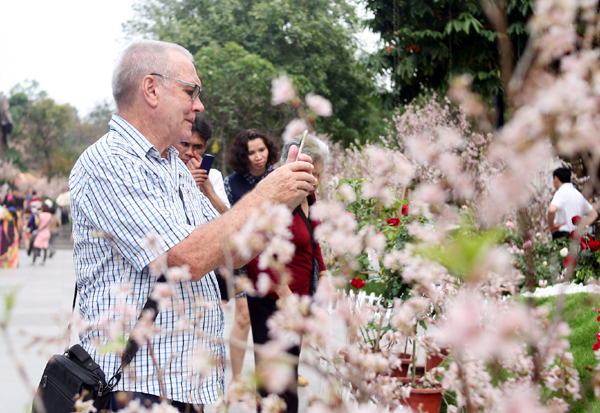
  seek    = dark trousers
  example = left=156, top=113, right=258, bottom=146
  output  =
left=108, top=392, right=201, bottom=412
left=247, top=296, right=300, bottom=413
left=552, top=231, right=570, bottom=240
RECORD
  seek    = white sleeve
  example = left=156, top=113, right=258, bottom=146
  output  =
left=550, top=191, right=563, bottom=209
left=581, top=196, right=594, bottom=215
left=209, top=169, right=231, bottom=209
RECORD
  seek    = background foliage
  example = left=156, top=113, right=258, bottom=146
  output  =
left=0, top=0, right=537, bottom=180
left=363, top=0, right=533, bottom=106
left=123, top=0, right=387, bottom=172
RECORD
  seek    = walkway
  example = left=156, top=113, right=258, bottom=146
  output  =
left=0, top=250, right=331, bottom=413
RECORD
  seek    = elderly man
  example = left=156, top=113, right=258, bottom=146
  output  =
left=69, top=40, right=315, bottom=412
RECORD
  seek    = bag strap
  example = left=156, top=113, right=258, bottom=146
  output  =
left=108, top=274, right=166, bottom=389
left=68, top=344, right=107, bottom=382
left=294, top=205, right=315, bottom=248
left=295, top=200, right=321, bottom=296
left=69, top=274, right=167, bottom=390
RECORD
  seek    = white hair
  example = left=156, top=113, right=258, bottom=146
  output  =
left=280, top=134, right=330, bottom=165
left=112, top=40, right=194, bottom=110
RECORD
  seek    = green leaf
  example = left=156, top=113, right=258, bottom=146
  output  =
left=417, top=227, right=503, bottom=281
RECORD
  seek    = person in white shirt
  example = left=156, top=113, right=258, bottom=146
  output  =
left=547, top=167, right=598, bottom=239
left=174, top=115, right=230, bottom=214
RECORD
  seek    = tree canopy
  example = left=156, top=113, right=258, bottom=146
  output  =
left=364, top=0, right=533, bottom=105
left=7, top=82, right=112, bottom=178
left=124, top=0, right=381, bottom=151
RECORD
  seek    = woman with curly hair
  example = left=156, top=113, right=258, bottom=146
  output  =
left=223, top=129, right=280, bottom=388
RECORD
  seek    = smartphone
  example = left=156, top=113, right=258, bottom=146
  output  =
left=295, top=130, right=309, bottom=161
left=199, top=154, right=215, bottom=172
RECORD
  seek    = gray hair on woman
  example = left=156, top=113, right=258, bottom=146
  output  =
left=112, top=40, right=193, bottom=111
left=280, top=134, right=330, bottom=165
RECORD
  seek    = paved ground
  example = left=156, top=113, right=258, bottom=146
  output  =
left=0, top=250, right=337, bottom=413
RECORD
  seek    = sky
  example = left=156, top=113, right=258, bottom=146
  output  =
left=0, top=0, right=138, bottom=118
left=0, top=0, right=379, bottom=119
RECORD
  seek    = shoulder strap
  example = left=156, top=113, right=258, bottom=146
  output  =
left=69, top=274, right=167, bottom=390
left=109, top=274, right=166, bottom=388
left=295, top=205, right=314, bottom=241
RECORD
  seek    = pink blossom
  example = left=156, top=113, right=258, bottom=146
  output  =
left=150, top=282, right=173, bottom=311
left=282, top=118, right=309, bottom=143
left=166, top=265, right=191, bottom=282
left=271, top=74, right=296, bottom=105
left=257, top=272, right=272, bottom=296
left=337, top=183, right=356, bottom=202
left=192, top=348, right=215, bottom=376
left=305, top=93, right=332, bottom=117
left=413, top=182, right=447, bottom=205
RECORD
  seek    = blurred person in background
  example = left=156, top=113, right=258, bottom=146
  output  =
left=174, top=115, right=229, bottom=213
left=56, top=189, right=71, bottom=224
left=47, top=201, right=60, bottom=258
left=32, top=203, right=52, bottom=264
left=223, top=129, right=280, bottom=387
left=0, top=200, right=20, bottom=268
left=245, top=134, right=329, bottom=411
left=548, top=167, right=598, bottom=239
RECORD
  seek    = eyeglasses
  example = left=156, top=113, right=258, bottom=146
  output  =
left=150, top=73, right=202, bottom=100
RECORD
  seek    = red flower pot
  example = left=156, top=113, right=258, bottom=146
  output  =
left=399, top=387, right=443, bottom=413
left=423, top=337, right=451, bottom=371
left=389, top=353, right=413, bottom=378
left=426, top=345, right=451, bottom=371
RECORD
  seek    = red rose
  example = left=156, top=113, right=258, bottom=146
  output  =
left=572, top=215, right=581, bottom=225
left=589, top=240, right=600, bottom=251
left=387, top=217, right=400, bottom=226
left=563, top=255, right=576, bottom=268
left=401, top=204, right=410, bottom=216
left=593, top=341, right=600, bottom=351
left=350, top=278, right=366, bottom=289
left=570, top=231, right=581, bottom=240
left=581, top=240, right=589, bottom=250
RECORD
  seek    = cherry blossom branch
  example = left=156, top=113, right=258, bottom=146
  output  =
left=146, top=338, right=167, bottom=399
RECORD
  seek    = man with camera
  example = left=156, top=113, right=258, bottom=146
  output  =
left=69, top=39, right=315, bottom=411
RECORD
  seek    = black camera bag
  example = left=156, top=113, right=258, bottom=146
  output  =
left=33, top=344, right=111, bottom=413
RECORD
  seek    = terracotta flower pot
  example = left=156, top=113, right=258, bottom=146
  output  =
left=426, top=346, right=451, bottom=371
left=389, top=352, right=413, bottom=378
left=400, top=387, right=443, bottom=413
left=424, top=337, right=451, bottom=371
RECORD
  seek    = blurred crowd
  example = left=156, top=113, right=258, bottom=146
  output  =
left=0, top=186, right=70, bottom=268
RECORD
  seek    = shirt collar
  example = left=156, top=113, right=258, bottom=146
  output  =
left=109, top=114, right=170, bottom=162
left=557, top=182, right=574, bottom=192
left=243, top=166, right=274, bottom=185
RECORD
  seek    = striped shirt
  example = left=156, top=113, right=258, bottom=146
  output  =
left=69, top=115, right=224, bottom=404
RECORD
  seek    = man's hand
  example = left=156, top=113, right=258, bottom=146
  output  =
left=253, top=145, right=316, bottom=209
left=188, top=155, right=209, bottom=187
